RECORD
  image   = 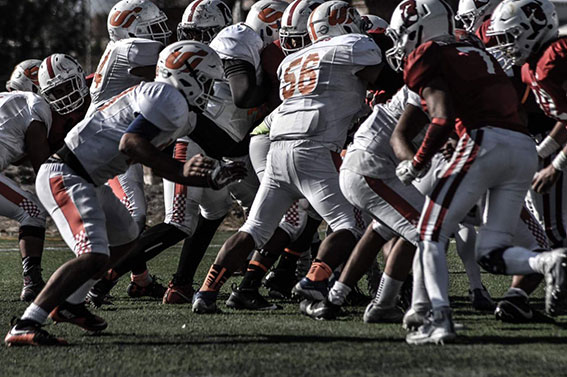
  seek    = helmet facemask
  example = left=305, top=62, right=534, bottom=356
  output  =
left=177, top=25, right=221, bottom=43
left=134, top=13, right=171, bottom=44
left=41, top=75, right=88, bottom=115
left=279, top=28, right=311, bottom=55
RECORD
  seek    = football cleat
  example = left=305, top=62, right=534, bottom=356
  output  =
left=406, top=307, right=456, bottom=345
left=540, top=249, right=567, bottom=316
left=5, top=318, right=67, bottom=347
left=264, top=269, right=297, bottom=299
left=344, top=284, right=370, bottom=307
left=292, top=277, right=328, bottom=301
left=495, top=294, right=555, bottom=324
left=402, top=307, right=429, bottom=331
left=396, top=274, right=413, bottom=311
left=363, top=302, right=403, bottom=323
left=162, top=279, right=195, bottom=304
left=469, top=286, right=496, bottom=312
left=299, top=299, right=342, bottom=320
left=225, top=285, right=281, bottom=310
left=20, top=265, right=45, bottom=302
left=127, top=275, right=167, bottom=299
left=86, top=276, right=119, bottom=308
left=49, top=302, right=108, bottom=332
left=192, top=291, right=220, bottom=314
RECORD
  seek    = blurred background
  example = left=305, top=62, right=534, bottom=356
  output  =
left=1, top=0, right=566, bottom=89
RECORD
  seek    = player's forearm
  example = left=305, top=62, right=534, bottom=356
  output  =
left=390, top=129, right=417, bottom=162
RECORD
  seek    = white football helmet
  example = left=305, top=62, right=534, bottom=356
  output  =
left=386, top=0, right=455, bottom=72
left=456, top=0, right=501, bottom=32
left=361, top=14, right=389, bottom=35
left=245, top=0, right=288, bottom=49
left=177, top=0, right=232, bottom=43
left=487, top=0, right=558, bottom=70
left=279, top=0, right=325, bottom=55
left=6, top=59, right=42, bottom=93
left=155, top=41, right=224, bottom=112
left=38, top=54, right=89, bottom=115
left=307, top=1, right=363, bottom=43
left=107, top=0, right=171, bottom=44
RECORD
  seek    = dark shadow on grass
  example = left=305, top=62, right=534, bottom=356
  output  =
left=459, top=335, right=567, bottom=345
left=73, top=333, right=405, bottom=347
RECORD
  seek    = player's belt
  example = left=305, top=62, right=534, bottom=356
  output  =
left=48, top=145, right=95, bottom=184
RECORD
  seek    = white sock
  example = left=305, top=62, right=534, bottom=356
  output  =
left=455, top=224, right=483, bottom=290
left=328, top=281, right=351, bottom=306
left=411, top=247, right=431, bottom=313
left=374, top=274, right=403, bottom=308
left=421, top=241, right=450, bottom=309
left=66, top=279, right=98, bottom=304
left=21, top=303, right=49, bottom=324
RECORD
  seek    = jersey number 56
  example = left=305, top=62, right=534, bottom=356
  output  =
left=280, top=53, right=321, bottom=100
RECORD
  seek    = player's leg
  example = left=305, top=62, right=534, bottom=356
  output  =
left=0, top=173, right=48, bottom=302
left=192, top=143, right=300, bottom=313
left=164, top=186, right=232, bottom=304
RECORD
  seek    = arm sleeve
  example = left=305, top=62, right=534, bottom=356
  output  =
left=404, top=41, right=442, bottom=96
left=125, top=114, right=161, bottom=140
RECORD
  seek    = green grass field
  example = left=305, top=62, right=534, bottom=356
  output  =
left=2, top=233, right=567, bottom=376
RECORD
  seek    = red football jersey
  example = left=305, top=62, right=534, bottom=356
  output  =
left=404, top=40, right=526, bottom=137
left=521, top=37, right=567, bottom=122
left=260, top=39, right=286, bottom=112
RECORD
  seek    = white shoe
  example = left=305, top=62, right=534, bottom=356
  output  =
left=363, top=302, right=403, bottom=323
left=402, top=307, right=428, bottom=331
left=406, top=308, right=456, bottom=345
left=540, top=249, right=567, bottom=316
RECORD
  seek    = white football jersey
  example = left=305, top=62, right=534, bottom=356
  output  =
left=0, top=91, right=52, bottom=170
left=66, top=82, right=194, bottom=186
left=88, top=38, right=163, bottom=115
left=269, top=33, right=382, bottom=150
left=342, top=86, right=424, bottom=179
left=206, top=23, right=265, bottom=142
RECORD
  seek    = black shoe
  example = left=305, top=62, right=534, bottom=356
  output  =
left=5, top=318, right=67, bottom=346
left=264, top=269, right=297, bottom=299
left=495, top=295, right=555, bottom=324
left=225, top=285, right=281, bottom=310
left=86, top=278, right=118, bottom=308
left=20, top=266, right=45, bottom=302
left=344, top=284, right=370, bottom=307
left=299, top=299, right=342, bottom=320
left=470, top=286, right=496, bottom=312
left=127, top=275, right=167, bottom=299
left=397, top=274, right=413, bottom=311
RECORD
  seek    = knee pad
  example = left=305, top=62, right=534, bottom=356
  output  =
left=477, top=247, right=507, bottom=275
left=18, top=225, right=46, bottom=241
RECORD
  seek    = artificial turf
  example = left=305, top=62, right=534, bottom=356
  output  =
left=1, top=233, right=567, bottom=376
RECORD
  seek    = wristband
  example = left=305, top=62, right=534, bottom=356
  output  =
left=536, top=135, right=561, bottom=159
left=552, top=150, right=567, bottom=171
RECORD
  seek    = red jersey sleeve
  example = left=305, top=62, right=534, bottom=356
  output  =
left=403, top=41, right=443, bottom=96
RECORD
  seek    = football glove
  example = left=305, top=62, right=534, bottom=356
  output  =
left=208, top=159, right=247, bottom=190
left=396, top=159, right=425, bottom=185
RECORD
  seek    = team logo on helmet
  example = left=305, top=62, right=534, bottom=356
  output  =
left=109, top=7, right=143, bottom=28
left=24, top=66, right=39, bottom=86
left=521, top=1, right=548, bottom=39
left=329, top=5, right=354, bottom=26
left=259, top=7, right=283, bottom=29
left=165, top=49, right=208, bottom=72
left=399, top=0, right=419, bottom=27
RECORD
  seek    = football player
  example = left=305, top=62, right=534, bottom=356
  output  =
left=0, top=59, right=52, bottom=302
left=386, top=0, right=567, bottom=345
left=192, top=0, right=382, bottom=314
left=4, top=42, right=246, bottom=346
left=85, top=0, right=170, bottom=299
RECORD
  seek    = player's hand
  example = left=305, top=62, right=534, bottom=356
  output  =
left=182, top=154, right=217, bottom=186
left=396, top=160, right=423, bottom=185
left=208, top=159, right=248, bottom=190
left=532, top=164, right=560, bottom=194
